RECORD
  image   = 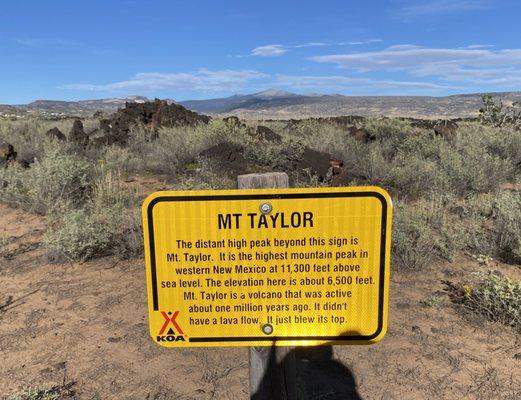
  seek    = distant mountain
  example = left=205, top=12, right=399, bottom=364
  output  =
left=0, top=96, right=151, bottom=118
left=2, top=90, right=521, bottom=119
left=179, top=89, right=332, bottom=114
left=180, top=90, right=521, bottom=119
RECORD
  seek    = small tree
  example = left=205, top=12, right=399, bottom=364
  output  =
left=479, top=95, right=521, bottom=128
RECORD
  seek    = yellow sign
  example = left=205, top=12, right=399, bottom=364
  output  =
left=142, top=186, right=392, bottom=347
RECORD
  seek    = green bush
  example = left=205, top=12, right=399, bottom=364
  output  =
left=125, top=119, right=247, bottom=176
left=479, top=95, right=521, bottom=129
left=392, top=201, right=437, bottom=270
left=244, top=135, right=306, bottom=170
left=44, top=203, right=143, bottom=262
left=392, top=197, right=466, bottom=269
left=492, top=190, right=521, bottom=263
left=6, top=383, right=75, bottom=400
left=363, top=118, right=412, bottom=149
left=43, top=169, right=142, bottom=261
left=0, top=146, right=93, bottom=214
left=459, top=190, right=521, bottom=263
left=461, top=272, right=521, bottom=331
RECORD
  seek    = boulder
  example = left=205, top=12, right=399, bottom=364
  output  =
left=348, top=126, right=375, bottom=143
left=297, top=148, right=332, bottom=180
left=92, top=99, right=210, bottom=146
left=16, top=158, right=32, bottom=169
left=0, top=143, right=17, bottom=166
left=329, top=157, right=344, bottom=176
left=327, top=115, right=366, bottom=126
left=199, top=142, right=248, bottom=176
left=45, top=127, right=66, bottom=141
left=223, top=116, right=245, bottom=128
left=68, top=120, right=89, bottom=148
left=434, top=120, right=458, bottom=139
left=251, top=125, right=282, bottom=142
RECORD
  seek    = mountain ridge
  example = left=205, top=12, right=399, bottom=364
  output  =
left=1, top=90, right=521, bottom=119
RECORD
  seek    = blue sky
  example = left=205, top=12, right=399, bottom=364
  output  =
left=1, top=0, right=520, bottom=103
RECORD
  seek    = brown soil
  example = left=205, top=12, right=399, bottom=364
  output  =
left=1, top=203, right=520, bottom=399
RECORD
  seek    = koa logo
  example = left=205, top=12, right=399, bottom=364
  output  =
left=156, top=311, right=186, bottom=343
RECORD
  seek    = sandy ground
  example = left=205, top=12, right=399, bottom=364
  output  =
left=1, top=202, right=520, bottom=399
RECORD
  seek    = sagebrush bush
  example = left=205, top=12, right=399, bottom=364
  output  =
left=461, top=271, right=521, bottom=331
left=290, top=120, right=346, bottom=155
left=491, top=190, right=521, bottom=263
left=392, top=201, right=438, bottom=270
left=244, top=135, right=306, bottom=170
left=459, top=190, right=521, bottom=263
left=125, top=119, right=246, bottom=176
left=0, top=146, right=93, bottom=214
left=174, top=158, right=235, bottom=190
left=43, top=168, right=142, bottom=261
left=362, top=118, right=413, bottom=148
left=392, top=197, right=466, bottom=269
left=6, top=384, right=75, bottom=400
left=44, top=202, right=143, bottom=261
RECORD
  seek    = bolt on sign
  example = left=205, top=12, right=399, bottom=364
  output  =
left=142, top=186, right=392, bottom=347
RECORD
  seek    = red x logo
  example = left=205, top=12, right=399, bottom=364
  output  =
left=159, top=311, right=184, bottom=335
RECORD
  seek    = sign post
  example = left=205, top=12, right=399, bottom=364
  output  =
left=238, top=173, right=296, bottom=400
left=142, top=178, right=392, bottom=397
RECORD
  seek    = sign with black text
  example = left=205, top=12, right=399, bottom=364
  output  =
left=142, top=187, right=392, bottom=347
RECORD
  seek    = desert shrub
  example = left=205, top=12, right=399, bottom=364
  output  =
left=0, top=118, right=98, bottom=161
left=392, top=201, right=437, bottom=270
left=340, top=140, right=393, bottom=187
left=44, top=201, right=143, bottom=261
left=43, top=168, right=142, bottom=261
left=0, top=146, right=93, bottom=214
left=292, top=120, right=346, bottom=154
left=385, top=130, right=513, bottom=197
left=362, top=118, right=413, bottom=150
left=44, top=208, right=116, bottom=261
left=90, top=166, right=136, bottom=209
left=98, top=145, right=140, bottom=177
left=174, top=158, right=235, bottom=190
left=125, top=119, right=244, bottom=175
left=386, top=155, right=441, bottom=199
left=6, top=383, right=75, bottom=400
left=458, top=190, right=521, bottom=263
left=0, top=235, right=10, bottom=257
left=491, top=190, right=521, bottom=263
left=392, top=197, right=465, bottom=269
left=460, top=272, right=521, bottom=331
left=244, top=135, right=307, bottom=170
left=474, top=124, right=521, bottom=166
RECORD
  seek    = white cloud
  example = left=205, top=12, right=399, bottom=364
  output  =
left=338, top=39, right=383, bottom=46
left=310, top=45, right=521, bottom=85
left=462, top=44, right=494, bottom=49
left=396, top=0, right=492, bottom=17
left=251, top=45, right=287, bottom=57
left=250, top=40, right=381, bottom=57
left=62, top=69, right=269, bottom=92
left=274, top=74, right=456, bottom=91
left=294, top=42, right=328, bottom=48
left=62, top=67, right=458, bottom=95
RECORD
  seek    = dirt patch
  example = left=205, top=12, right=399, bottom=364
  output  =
left=0, top=203, right=520, bottom=399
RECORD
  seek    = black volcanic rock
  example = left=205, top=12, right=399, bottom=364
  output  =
left=69, top=120, right=89, bottom=148
left=45, top=127, right=66, bottom=141
left=0, top=143, right=17, bottom=165
left=93, top=99, right=210, bottom=146
left=199, top=142, right=248, bottom=176
left=251, top=125, right=282, bottom=142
